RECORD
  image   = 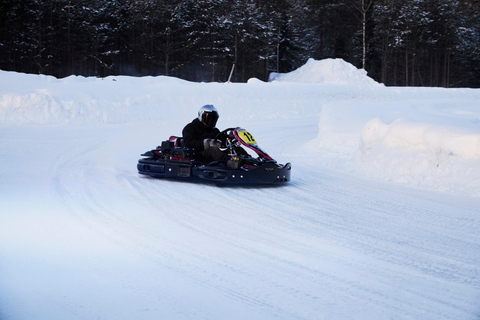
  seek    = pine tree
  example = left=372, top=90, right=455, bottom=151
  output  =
left=455, top=0, right=480, bottom=87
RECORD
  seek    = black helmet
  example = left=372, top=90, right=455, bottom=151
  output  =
left=198, top=104, right=219, bottom=128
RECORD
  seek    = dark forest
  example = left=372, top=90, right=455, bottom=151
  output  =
left=1, top=0, right=479, bottom=87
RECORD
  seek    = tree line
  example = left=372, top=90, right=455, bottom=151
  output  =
left=1, top=0, right=479, bottom=87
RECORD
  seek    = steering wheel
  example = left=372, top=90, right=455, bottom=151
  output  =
left=215, top=127, right=236, bottom=145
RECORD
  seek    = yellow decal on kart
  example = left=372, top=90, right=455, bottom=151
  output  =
left=238, top=130, right=257, bottom=145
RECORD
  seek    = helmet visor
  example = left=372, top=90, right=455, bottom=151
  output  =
left=202, top=112, right=219, bottom=128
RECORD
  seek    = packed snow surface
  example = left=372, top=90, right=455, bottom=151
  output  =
left=1, top=59, right=480, bottom=320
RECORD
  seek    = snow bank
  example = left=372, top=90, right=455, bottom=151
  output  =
left=0, top=70, right=199, bottom=125
left=359, top=118, right=480, bottom=196
left=309, top=98, right=480, bottom=197
left=0, top=65, right=379, bottom=126
left=268, top=58, right=382, bottom=87
left=361, top=118, right=480, bottom=159
left=0, top=70, right=325, bottom=125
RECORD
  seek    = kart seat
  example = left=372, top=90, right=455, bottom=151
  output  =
left=168, top=136, right=184, bottom=148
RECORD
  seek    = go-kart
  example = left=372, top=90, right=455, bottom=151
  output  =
left=137, top=127, right=291, bottom=185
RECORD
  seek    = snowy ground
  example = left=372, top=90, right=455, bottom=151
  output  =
left=1, top=59, right=480, bottom=319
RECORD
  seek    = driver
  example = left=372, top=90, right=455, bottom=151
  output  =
left=182, top=104, right=240, bottom=169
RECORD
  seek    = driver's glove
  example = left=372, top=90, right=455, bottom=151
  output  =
left=203, top=138, right=221, bottom=150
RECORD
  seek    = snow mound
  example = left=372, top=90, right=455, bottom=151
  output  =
left=0, top=71, right=206, bottom=125
left=358, top=118, right=480, bottom=195
left=268, top=58, right=382, bottom=86
left=361, top=118, right=480, bottom=159
left=307, top=98, right=480, bottom=197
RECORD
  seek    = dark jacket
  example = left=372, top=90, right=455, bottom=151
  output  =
left=182, top=118, right=220, bottom=151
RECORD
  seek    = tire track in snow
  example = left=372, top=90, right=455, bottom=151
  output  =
left=49, top=130, right=294, bottom=317
left=47, top=124, right=480, bottom=320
